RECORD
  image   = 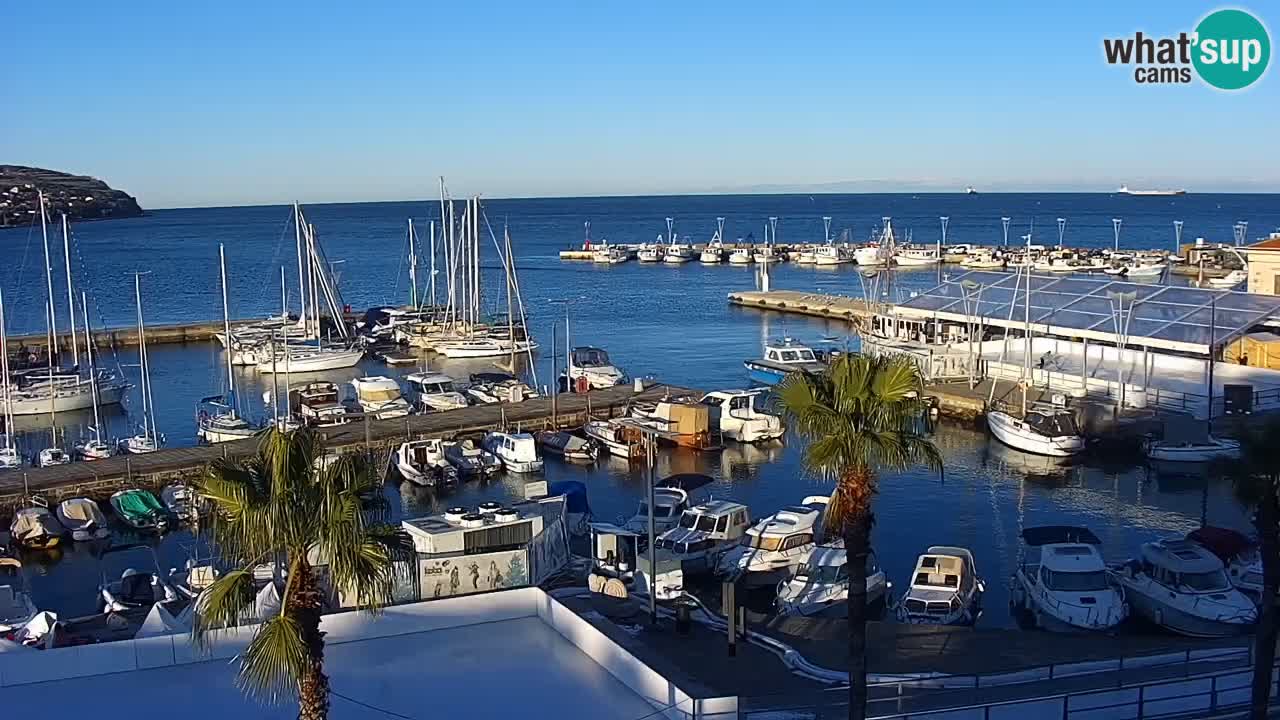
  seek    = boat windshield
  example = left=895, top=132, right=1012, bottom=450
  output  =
left=741, top=534, right=784, bottom=551
left=573, top=349, right=609, bottom=367
left=421, top=381, right=455, bottom=394
left=797, top=563, right=846, bottom=584
left=677, top=512, right=717, bottom=532
left=1027, top=410, right=1077, bottom=438
left=1179, top=570, right=1231, bottom=592
left=1042, top=569, right=1109, bottom=592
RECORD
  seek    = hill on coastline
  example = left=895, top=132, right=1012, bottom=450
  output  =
left=0, top=165, right=143, bottom=226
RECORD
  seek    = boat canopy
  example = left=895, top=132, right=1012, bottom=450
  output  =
left=1021, top=526, right=1101, bottom=546
left=1025, top=408, right=1078, bottom=438
left=549, top=481, right=590, bottom=515
left=1187, top=526, right=1255, bottom=562
left=571, top=347, right=611, bottom=366
left=115, top=490, right=165, bottom=518
left=470, top=371, right=516, bottom=384
left=11, top=508, right=62, bottom=541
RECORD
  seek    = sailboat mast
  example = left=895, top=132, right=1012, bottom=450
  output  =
left=0, top=289, right=13, bottom=453
left=505, top=226, right=515, bottom=369
left=80, top=292, right=101, bottom=441
left=294, top=202, right=307, bottom=338
left=275, top=267, right=285, bottom=423
left=135, top=274, right=156, bottom=444
left=429, top=220, right=437, bottom=308
left=307, top=224, right=319, bottom=343
left=219, top=244, right=236, bottom=416
left=408, top=219, right=419, bottom=309
left=61, top=214, right=79, bottom=367
left=38, top=191, right=59, bottom=358
left=1022, top=233, right=1032, bottom=415
left=46, top=300, right=56, bottom=430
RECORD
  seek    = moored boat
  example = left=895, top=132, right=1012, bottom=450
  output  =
left=987, top=404, right=1084, bottom=457
left=56, top=497, right=111, bottom=542
left=1010, top=526, right=1127, bottom=632
left=10, top=500, right=65, bottom=550
left=895, top=546, right=985, bottom=625
left=395, top=438, right=456, bottom=487
left=1114, top=538, right=1255, bottom=637
left=110, top=489, right=171, bottom=534
left=776, top=542, right=889, bottom=618
left=743, top=339, right=826, bottom=386
left=536, top=430, right=599, bottom=463
left=482, top=431, right=544, bottom=473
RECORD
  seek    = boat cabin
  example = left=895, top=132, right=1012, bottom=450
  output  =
left=289, top=382, right=348, bottom=426
left=655, top=500, right=751, bottom=569
left=1024, top=405, right=1080, bottom=439
left=763, top=342, right=819, bottom=365
left=407, top=372, right=461, bottom=397
left=1187, top=527, right=1264, bottom=602
left=1133, top=539, right=1233, bottom=595
left=1019, top=526, right=1110, bottom=590
left=898, top=546, right=983, bottom=623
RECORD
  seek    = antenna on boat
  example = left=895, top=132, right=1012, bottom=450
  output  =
left=1056, top=218, right=1066, bottom=250
left=1112, top=218, right=1123, bottom=252
left=1173, top=220, right=1184, bottom=255
left=1001, top=217, right=1011, bottom=247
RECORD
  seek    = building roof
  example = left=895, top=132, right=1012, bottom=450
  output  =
left=1244, top=236, right=1280, bottom=252
left=895, top=271, right=1280, bottom=355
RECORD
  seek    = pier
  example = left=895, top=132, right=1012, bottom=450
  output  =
left=0, top=381, right=693, bottom=514
left=5, top=318, right=273, bottom=353
left=728, top=290, right=878, bottom=324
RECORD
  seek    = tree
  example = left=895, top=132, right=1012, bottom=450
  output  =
left=192, top=428, right=412, bottom=720
left=776, top=354, right=941, bottom=720
left=1211, top=417, right=1280, bottom=720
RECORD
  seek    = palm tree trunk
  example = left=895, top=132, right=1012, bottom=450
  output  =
left=292, top=562, right=330, bottom=720
left=1251, top=479, right=1279, bottom=720
left=841, top=472, right=875, bottom=720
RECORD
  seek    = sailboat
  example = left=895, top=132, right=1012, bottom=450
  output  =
left=74, top=293, right=111, bottom=460
left=199, top=245, right=259, bottom=443
left=0, top=290, right=21, bottom=470
left=36, top=300, right=72, bottom=467
left=120, top=274, right=161, bottom=455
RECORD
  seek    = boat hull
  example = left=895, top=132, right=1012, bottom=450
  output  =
left=1146, top=440, right=1241, bottom=463
left=256, top=350, right=363, bottom=373
left=987, top=412, right=1083, bottom=457
left=6, top=381, right=127, bottom=416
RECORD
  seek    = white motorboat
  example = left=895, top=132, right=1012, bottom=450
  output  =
left=536, top=430, right=599, bottom=463
left=442, top=439, right=502, bottom=477
left=813, top=245, right=852, bottom=266
left=56, top=497, right=111, bottom=542
left=654, top=499, right=752, bottom=576
left=636, top=243, right=664, bottom=263
left=0, top=444, right=22, bottom=470
left=791, top=247, right=817, bottom=264
left=435, top=338, right=538, bottom=359
left=717, top=496, right=828, bottom=584
left=1208, top=269, right=1247, bottom=289
left=36, top=447, right=72, bottom=468
left=1114, top=538, right=1256, bottom=637
left=592, top=243, right=630, bottom=264
left=960, top=252, right=1005, bottom=270
left=776, top=543, right=889, bottom=617
left=482, top=431, right=544, bottom=473
left=583, top=418, right=645, bottom=459
left=700, top=240, right=726, bottom=264
left=0, top=557, right=38, bottom=633
left=289, top=381, right=354, bottom=427
left=699, top=389, right=784, bottom=442
left=1146, top=435, right=1240, bottom=462
left=854, top=245, right=891, bottom=266
left=895, top=546, right=985, bottom=626
left=9, top=500, right=65, bottom=550
left=728, top=247, right=754, bottom=265
left=109, top=489, right=171, bottom=533
left=894, top=246, right=941, bottom=267
left=1187, top=527, right=1265, bottom=605
left=987, top=405, right=1084, bottom=457
left=622, top=472, right=712, bottom=536
left=406, top=372, right=469, bottom=413
left=564, top=346, right=626, bottom=391
left=161, top=484, right=197, bottom=523
left=753, top=245, right=781, bottom=264
left=349, top=376, right=412, bottom=419
left=664, top=241, right=694, bottom=263
left=743, top=339, right=826, bottom=386
left=465, top=372, right=538, bottom=405
left=395, top=438, right=456, bottom=487
left=1124, top=263, right=1166, bottom=279
left=256, top=346, right=363, bottom=373
left=1010, top=526, right=1127, bottom=632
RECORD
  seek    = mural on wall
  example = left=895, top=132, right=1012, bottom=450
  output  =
left=419, top=548, right=529, bottom=600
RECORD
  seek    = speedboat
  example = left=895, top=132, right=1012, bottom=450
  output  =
left=1010, top=526, right=1127, bottom=632
left=442, top=439, right=502, bottom=477
left=406, top=372, right=469, bottom=413
left=654, top=499, right=752, bottom=576
left=36, top=447, right=72, bottom=467
left=583, top=419, right=645, bottom=460
left=482, top=431, right=544, bottom=473
left=1114, top=538, right=1256, bottom=637
left=699, top=389, right=784, bottom=442
left=623, top=473, right=712, bottom=535
left=98, top=544, right=179, bottom=614
left=1207, top=269, right=1247, bottom=289
left=161, top=484, right=197, bottom=523
left=1145, top=436, right=1241, bottom=462
left=0, top=557, right=38, bottom=633
left=1187, top=527, right=1265, bottom=605
left=110, top=489, right=171, bottom=533
left=1124, top=263, right=1166, bottom=279
left=717, top=496, right=827, bottom=584
left=56, top=497, right=111, bottom=542
left=895, top=546, right=985, bottom=625
left=395, top=439, right=456, bottom=487
left=564, top=346, right=626, bottom=391
left=536, top=430, right=600, bottom=463
left=743, top=339, right=826, bottom=386
left=9, top=500, right=65, bottom=550
left=776, top=542, right=889, bottom=617
left=987, top=404, right=1084, bottom=457
left=728, top=247, right=753, bottom=265
left=348, top=376, right=412, bottom=419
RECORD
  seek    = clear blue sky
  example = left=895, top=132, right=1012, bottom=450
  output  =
left=5, top=1, right=1277, bottom=207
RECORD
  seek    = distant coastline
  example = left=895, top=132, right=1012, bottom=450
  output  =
left=0, top=165, right=143, bottom=227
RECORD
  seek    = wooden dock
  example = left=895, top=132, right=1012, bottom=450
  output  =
left=0, top=382, right=694, bottom=515
left=6, top=318, right=267, bottom=353
left=727, top=290, right=879, bottom=325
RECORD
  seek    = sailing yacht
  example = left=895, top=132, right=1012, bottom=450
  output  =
left=74, top=293, right=112, bottom=460
left=198, top=245, right=260, bottom=444
left=0, top=290, right=22, bottom=470
left=120, top=274, right=161, bottom=455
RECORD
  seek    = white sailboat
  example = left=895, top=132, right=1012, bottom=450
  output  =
left=120, top=274, right=161, bottom=455
left=0, top=289, right=21, bottom=470
left=74, top=293, right=112, bottom=460
left=199, top=245, right=260, bottom=443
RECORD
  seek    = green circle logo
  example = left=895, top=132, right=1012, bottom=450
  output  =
left=1193, top=9, right=1270, bottom=90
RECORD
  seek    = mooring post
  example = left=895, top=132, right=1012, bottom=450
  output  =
left=364, top=413, right=372, bottom=448
left=724, top=580, right=737, bottom=657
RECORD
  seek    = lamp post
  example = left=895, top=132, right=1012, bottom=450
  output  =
left=1001, top=217, right=1011, bottom=247
left=1112, top=218, right=1123, bottom=252
left=1056, top=218, right=1066, bottom=250
left=1174, top=220, right=1184, bottom=257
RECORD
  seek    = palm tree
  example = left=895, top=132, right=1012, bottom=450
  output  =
left=1210, top=417, right=1280, bottom=720
left=776, top=353, right=941, bottom=720
left=191, top=427, right=411, bottom=720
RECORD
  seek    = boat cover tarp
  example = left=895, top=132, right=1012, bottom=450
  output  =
left=119, top=572, right=155, bottom=605
left=59, top=498, right=105, bottom=528
left=1021, top=526, right=1101, bottom=546
left=11, top=509, right=63, bottom=543
left=657, top=473, right=714, bottom=492
left=135, top=603, right=189, bottom=638
left=116, top=490, right=164, bottom=518
left=1188, top=526, right=1254, bottom=561
left=549, top=481, right=590, bottom=515
left=254, top=581, right=282, bottom=622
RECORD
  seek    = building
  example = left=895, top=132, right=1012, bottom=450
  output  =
left=1244, top=232, right=1280, bottom=295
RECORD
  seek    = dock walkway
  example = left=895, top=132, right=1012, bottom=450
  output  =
left=0, top=382, right=692, bottom=513
left=728, top=290, right=878, bottom=325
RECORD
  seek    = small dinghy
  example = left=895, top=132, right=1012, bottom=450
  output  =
left=1146, top=436, right=1241, bottom=463
left=443, top=439, right=501, bottom=477
left=9, top=500, right=65, bottom=550
left=110, top=489, right=171, bottom=533
left=536, top=430, right=599, bottom=463
left=56, top=498, right=111, bottom=542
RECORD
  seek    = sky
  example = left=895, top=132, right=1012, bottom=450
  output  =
left=4, top=1, right=1278, bottom=208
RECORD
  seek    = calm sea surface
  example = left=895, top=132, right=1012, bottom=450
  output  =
left=1, top=193, right=1275, bottom=623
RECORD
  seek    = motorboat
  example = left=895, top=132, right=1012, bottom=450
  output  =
left=406, top=372, right=469, bottom=413
left=161, top=484, right=197, bottom=523
left=395, top=438, right=456, bottom=487
left=753, top=246, right=781, bottom=264
left=465, top=372, right=538, bottom=405
left=56, top=497, right=111, bottom=541
left=636, top=243, right=664, bottom=263
left=442, top=439, right=502, bottom=477
left=853, top=245, right=891, bottom=266
left=583, top=418, right=645, bottom=460
left=98, top=544, right=179, bottom=614
left=663, top=241, right=695, bottom=264
left=196, top=395, right=259, bottom=444
left=110, top=489, right=171, bottom=533
left=960, top=251, right=1005, bottom=270
left=717, top=496, right=828, bottom=584
left=894, top=246, right=941, bottom=267
left=36, top=446, right=72, bottom=467
left=895, top=546, right=985, bottom=625
left=0, top=557, right=38, bottom=633
left=563, top=346, right=626, bottom=391
left=776, top=542, right=889, bottom=617
left=743, top=339, right=826, bottom=386
left=536, top=430, right=600, bottom=463
left=592, top=243, right=630, bottom=264
left=1010, top=526, right=1127, bottom=632
left=629, top=398, right=717, bottom=450
left=1187, top=527, right=1265, bottom=605
left=9, top=500, right=65, bottom=550
left=1124, top=263, right=1166, bottom=279
left=348, top=376, right=412, bottom=419
left=813, top=245, right=853, bottom=266
left=699, top=389, right=784, bottom=442
left=482, top=431, right=544, bottom=473
left=699, top=241, right=725, bottom=264
left=1114, top=538, right=1256, bottom=637
left=727, top=247, right=753, bottom=265
left=435, top=337, right=538, bottom=359
left=622, top=473, right=712, bottom=536
left=289, top=381, right=354, bottom=427
left=654, top=499, right=752, bottom=576
left=987, top=404, right=1084, bottom=457
left=1146, top=435, right=1241, bottom=463
left=792, top=247, right=817, bottom=264
left=1208, top=269, right=1247, bottom=289
left=255, top=345, right=363, bottom=373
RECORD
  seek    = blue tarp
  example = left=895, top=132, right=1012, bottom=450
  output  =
left=548, top=481, right=590, bottom=515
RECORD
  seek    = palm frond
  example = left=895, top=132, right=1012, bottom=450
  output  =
left=236, top=614, right=311, bottom=702
left=191, top=569, right=257, bottom=645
